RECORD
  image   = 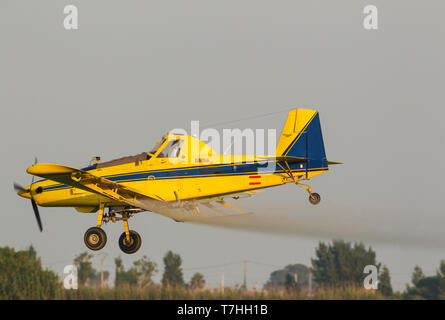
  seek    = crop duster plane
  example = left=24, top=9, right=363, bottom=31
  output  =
left=14, top=109, right=341, bottom=254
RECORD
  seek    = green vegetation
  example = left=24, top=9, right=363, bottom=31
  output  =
left=115, top=255, right=157, bottom=287
left=404, top=261, right=445, bottom=299
left=1, top=241, right=445, bottom=300
left=189, top=272, right=206, bottom=290
left=379, top=265, right=393, bottom=297
left=161, top=250, right=184, bottom=287
left=311, top=240, right=380, bottom=287
left=264, top=264, right=312, bottom=293
left=58, top=284, right=387, bottom=300
left=0, top=246, right=59, bottom=299
left=310, top=240, right=393, bottom=297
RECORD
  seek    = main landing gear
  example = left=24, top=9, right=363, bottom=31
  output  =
left=118, top=230, right=142, bottom=254
left=84, top=227, right=107, bottom=250
left=83, top=204, right=143, bottom=254
left=117, top=219, right=142, bottom=254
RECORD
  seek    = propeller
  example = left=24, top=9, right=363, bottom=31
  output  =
left=14, top=157, right=43, bottom=232
left=31, top=198, right=43, bottom=232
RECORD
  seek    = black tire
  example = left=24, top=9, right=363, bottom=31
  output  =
left=84, top=227, right=107, bottom=250
left=118, top=230, right=142, bottom=254
left=309, top=192, right=321, bottom=205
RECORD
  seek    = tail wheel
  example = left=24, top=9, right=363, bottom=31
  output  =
left=309, top=192, right=321, bottom=205
left=84, top=227, right=107, bottom=250
left=118, top=230, right=142, bottom=254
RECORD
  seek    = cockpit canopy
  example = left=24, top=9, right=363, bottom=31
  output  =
left=148, top=136, right=184, bottom=158
left=86, top=134, right=217, bottom=170
left=157, top=139, right=183, bottom=158
left=148, top=137, right=166, bottom=155
left=148, top=134, right=216, bottom=162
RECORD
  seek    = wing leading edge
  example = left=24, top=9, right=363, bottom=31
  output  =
left=27, top=163, right=255, bottom=222
left=27, top=163, right=162, bottom=206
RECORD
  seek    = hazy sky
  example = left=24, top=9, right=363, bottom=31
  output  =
left=1, top=1, right=444, bottom=290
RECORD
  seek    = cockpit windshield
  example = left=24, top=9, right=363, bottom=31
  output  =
left=148, top=137, right=166, bottom=155
left=157, top=139, right=184, bottom=158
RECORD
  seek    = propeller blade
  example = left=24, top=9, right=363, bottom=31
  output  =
left=31, top=199, right=43, bottom=232
left=13, top=182, right=26, bottom=193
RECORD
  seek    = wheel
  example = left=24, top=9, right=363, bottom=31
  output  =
left=84, top=227, right=107, bottom=250
left=118, top=230, right=142, bottom=254
left=309, top=192, right=321, bottom=205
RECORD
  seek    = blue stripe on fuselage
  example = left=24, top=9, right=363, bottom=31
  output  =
left=41, top=161, right=319, bottom=192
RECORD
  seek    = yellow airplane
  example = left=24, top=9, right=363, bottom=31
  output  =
left=14, top=109, right=341, bottom=254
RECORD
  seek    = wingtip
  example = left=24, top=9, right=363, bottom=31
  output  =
left=27, top=163, right=75, bottom=175
left=26, top=164, right=37, bottom=175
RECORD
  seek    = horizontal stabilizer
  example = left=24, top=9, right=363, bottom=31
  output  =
left=327, top=161, right=343, bottom=165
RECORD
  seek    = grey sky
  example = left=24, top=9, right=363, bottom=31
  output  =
left=1, top=1, right=444, bottom=289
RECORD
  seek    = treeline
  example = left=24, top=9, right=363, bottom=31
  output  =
left=0, top=246, right=59, bottom=299
left=73, top=250, right=205, bottom=290
left=1, top=241, right=445, bottom=300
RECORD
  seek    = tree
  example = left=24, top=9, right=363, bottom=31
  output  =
left=73, top=252, right=96, bottom=286
left=189, top=273, right=205, bottom=290
left=411, top=265, right=424, bottom=286
left=284, top=273, right=298, bottom=292
left=88, top=270, right=110, bottom=288
left=115, top=256, right=158, bottom=288
left=311, top=240, right=380, bottom=287
left=114, top=256, right=137, bottom=287
left=0, top=246, right=59, bottom=299
left=162, top=250, right=184, bottom=287
left=437, top=260, right=445, bottom=278
left=437, top=260, right=445, bottom=299
left=27, top=245, right=37, bottom=260
left=133, top=256, right=158, bottom=288
left=378, top=265, right=393, bottom=296
left=265, top=264, right=314, bottom=290
left=405, top=276, right=440, bottom=300
left=404, top=262, right=445, bottom=300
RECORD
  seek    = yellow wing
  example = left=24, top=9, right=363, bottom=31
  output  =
left=27, top=163, right=257, bottom=222
left=27, top=163, right=163, bottom=207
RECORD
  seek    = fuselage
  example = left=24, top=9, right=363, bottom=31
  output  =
left=19, top=134, right=328, bottom=212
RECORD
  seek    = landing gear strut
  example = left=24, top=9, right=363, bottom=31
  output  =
left=277, top=161, right=321, bottom=205
left=118, top=215, right=142, bottom=254
left=297, top=182, right=321, bottom=205
left=83, top=204, right=142, bottom=254
left=84, top=203, right=107, bottom=250
left=118, top=230, right=142, bottom=254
